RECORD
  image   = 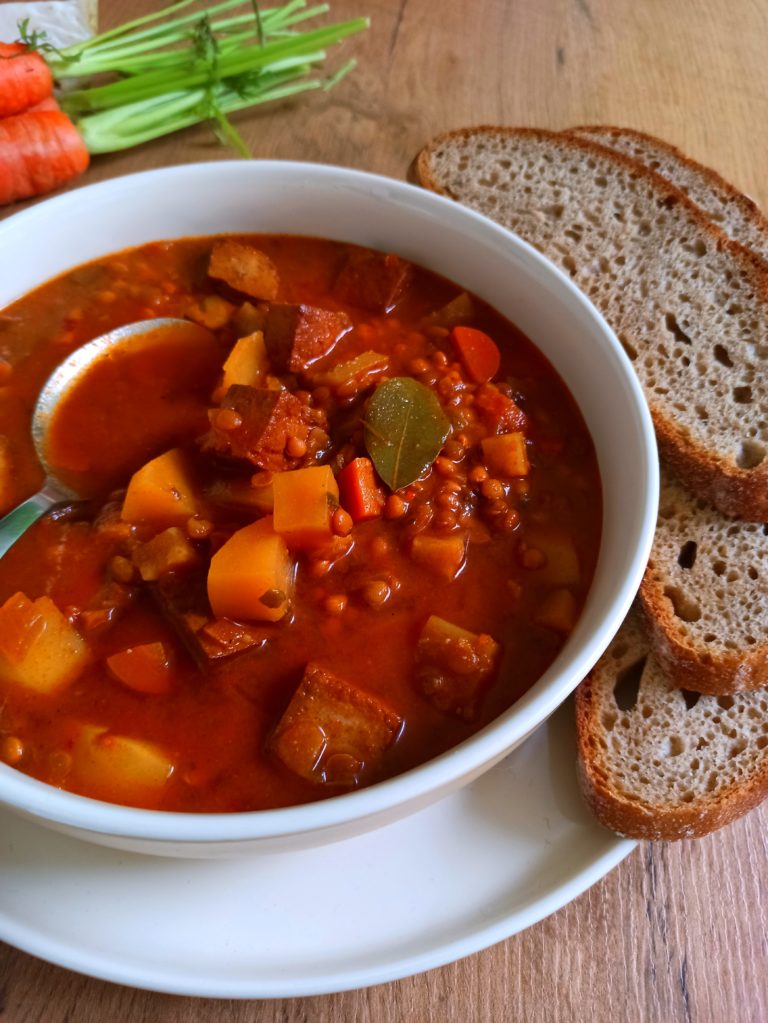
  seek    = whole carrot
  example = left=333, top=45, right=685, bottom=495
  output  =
left=0, top=44, right=54, bottom=117
left=0, top=110, right=89, bottom=205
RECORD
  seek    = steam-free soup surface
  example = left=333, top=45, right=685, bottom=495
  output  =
left=0, top=235, right=601, bottom=811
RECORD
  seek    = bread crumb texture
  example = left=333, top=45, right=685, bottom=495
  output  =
left=575, top=607, right=768, bottom=839
left=417, top=127, right=768, bottom=519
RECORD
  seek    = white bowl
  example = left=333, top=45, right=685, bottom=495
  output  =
left=0, top=162, right=658, bottom=857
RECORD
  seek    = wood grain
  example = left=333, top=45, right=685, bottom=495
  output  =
left=2, top=0, right=768, bottom=1019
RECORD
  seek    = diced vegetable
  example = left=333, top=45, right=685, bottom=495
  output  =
left=132, top=527, right=199, bottom=582
left=450, top=326, right=501, bottom=383
left=425, top=292, right=474, bottom=328
left=106, top=641, right=172, bottom=695
left=0, top=592, right=88, bottom=694
left=523, top=527, right=581, bottom=585
left=415, top=615, right=500, bottom=720
left=220, top=331, right=268, bottom=391
left=310, top=350, right=389, bottom=395
left=270, top=662, right=402, bottom=785
left=207, top=516, right=293, bottom=622
left=208, top=240, right=280, bottom=300
left=410, top=533, right=467, bottom=581
left=72, top=725, right=174, bottom=801
left=272, top=466, right=339, bottom=547
left=336, top=457, right=385, bottom=523
left=481, top=432, right=530, bottom=477
left=264, top=303, right=351, bottom=374
left=535, top=588, right=578, bottom=633
left=121, top=448, right=200, bottom=529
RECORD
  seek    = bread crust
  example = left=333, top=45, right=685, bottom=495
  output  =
left=416, top=126, right=768, bottom=522
left=568, top=125, right=768, bottom=262
left=639, top=570, right=768, bottom=696
left=574, top=674, right=768, bottom=840
left=574, top=609, right=768, bottom=840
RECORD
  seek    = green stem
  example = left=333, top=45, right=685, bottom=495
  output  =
left=63, top=18, right=367, bottom=112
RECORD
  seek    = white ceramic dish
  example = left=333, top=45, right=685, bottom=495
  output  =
left=0, top=161, right=658, bottom=856
left=0, top=702, right=636, bottom=997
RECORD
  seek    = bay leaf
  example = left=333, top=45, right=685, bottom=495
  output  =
left=364, top=377, right=450, bottom=491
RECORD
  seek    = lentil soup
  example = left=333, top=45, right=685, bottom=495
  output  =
left=0, top=235, right=602, bottom=811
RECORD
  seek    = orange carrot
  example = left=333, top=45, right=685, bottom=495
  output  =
left=450, top=326, right=502, bottom=384
left=0, top=110, right=89, bottom=205
left=26, top=96, right=60, bottom=114
left=0, top=44, right=53, bottom=117
left=336, top=457, right=385, bottom=522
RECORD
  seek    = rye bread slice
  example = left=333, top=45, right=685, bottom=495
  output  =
left=416, top=127, right=768, bottom=521
left=574, top=606, right=768, bottom=840
left=568, top=125, right=768, bottom=264
left=639, top=469, right=768, bottom=694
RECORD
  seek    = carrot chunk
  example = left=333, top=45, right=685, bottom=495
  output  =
left=336, top=457, right=385, bottom=523
left=450, top=326, right=501, bottom=383
left=106, top=642, right=172, bottom=695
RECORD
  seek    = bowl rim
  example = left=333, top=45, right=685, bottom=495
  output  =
left=0, top=160, right=659, bottom=843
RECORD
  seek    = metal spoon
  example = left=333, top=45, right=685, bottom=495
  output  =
left=0, top=318, right=218, bottom=559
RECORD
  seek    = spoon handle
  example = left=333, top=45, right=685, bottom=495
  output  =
left=0, top=479, right=77, bottom=558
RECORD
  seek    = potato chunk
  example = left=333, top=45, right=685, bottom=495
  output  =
left=0, top=592, right=87, bottom=694
left=207, top=516, right=293, bottom=622
left=410, top=533, right=467, bottom=581
left=121, top=448, right=201, bottom=529
left=481, top=432, right=530, bottom=477
left=271, top=663, right=402, bottom=786
left=415, top=615, right=500, bottom=720
left=220, top=331, right=268, bottom=391
left=208, top=239, right=279, bottom=300
left=72, top=725, right=174, bottom=802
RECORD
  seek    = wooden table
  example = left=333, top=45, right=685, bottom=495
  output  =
left=1, top=0, right=768, bottom=1018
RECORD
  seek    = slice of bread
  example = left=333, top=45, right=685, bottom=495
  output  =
left=416, top=127, right=768, bottom=521
left=574, top=605, right=768, bottom=840
left=640, top=469, right=768, bottom=694
left=568, top=126, right=768, bottom=264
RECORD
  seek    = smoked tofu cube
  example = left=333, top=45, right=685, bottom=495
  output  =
left=0, top=592, right=88, bottom=694
left=415, top=615, right=501, bottom=720
left=271, top=663, right=402, bottom=786
left=333, top=249, right=412, bottom=313
left=72, top=725, right=174, bottom=804
left=202, top=385, right=328, bottom=472
left=208, top=239, right=280, bottom=300
left=264, top=303, right=351, bottom=374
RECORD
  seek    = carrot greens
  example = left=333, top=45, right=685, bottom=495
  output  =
left=17, top=0, right=367, bottom=155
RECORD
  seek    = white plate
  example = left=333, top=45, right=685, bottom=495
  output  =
left=0, top=701, right=635, bottom=997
